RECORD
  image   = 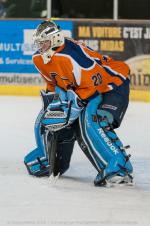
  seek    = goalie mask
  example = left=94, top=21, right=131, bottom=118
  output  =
left=33, top=20, right=64, bottom=64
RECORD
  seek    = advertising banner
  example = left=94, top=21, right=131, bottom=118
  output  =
left=74, top=21, right=150, bottom=101
left=0, top=19, right=150, bottom=101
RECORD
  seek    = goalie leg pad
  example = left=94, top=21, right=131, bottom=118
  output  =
left=79, top=95, right=106, bottom=171
left=24, top=87, right=72, bottom=177
left=24, top=126, right=75, bottom=177
left=74, top=119, right=101, bottom=172
left=24, top=107, right=50, bottom=176
left=79, top=94, right=133, bottom=185
left=24, top=148, right=49, bottom=177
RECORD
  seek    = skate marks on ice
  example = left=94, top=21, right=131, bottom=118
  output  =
left=44, top=157, right=150, bottom=191
left=133, top=157, right=150, bottom=189
left=0, top=156, right=149, bottom=190
left=0, top=156, right=150, bottom=226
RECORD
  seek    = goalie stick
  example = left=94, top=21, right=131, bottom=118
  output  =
left=44, top=130, right=59, bottom=177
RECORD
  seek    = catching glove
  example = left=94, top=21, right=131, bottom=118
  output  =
left=42, top=88, right=85, bottom=131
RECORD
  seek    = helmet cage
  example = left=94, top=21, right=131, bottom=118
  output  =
left=33, top=21, right=64, bottom=54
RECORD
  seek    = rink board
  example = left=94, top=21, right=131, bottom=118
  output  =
left=0, top=84, right=150, bottom=102
left=0, top=19, right=150, bottom=101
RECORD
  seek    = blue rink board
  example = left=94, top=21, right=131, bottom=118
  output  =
left=0, top=20, right=73, bottom=73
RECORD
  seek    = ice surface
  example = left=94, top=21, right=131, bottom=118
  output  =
left=0, top=96, right=150, bottom=226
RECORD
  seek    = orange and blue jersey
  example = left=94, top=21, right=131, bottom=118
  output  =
left=33, top=38, right=130, bottom=100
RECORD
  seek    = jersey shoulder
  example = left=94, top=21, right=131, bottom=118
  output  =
left=58, top=38, right=94, bottom=68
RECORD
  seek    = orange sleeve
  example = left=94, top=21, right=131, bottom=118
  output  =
left=82, top=46, right=130, bottom=78
left=100, top=56, right=130, bottom=78
left=32, top=55, right=55, bottom=92
left=93, top=52, right=130, bottom=78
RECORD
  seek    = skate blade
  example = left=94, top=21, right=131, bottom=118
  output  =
left=108, top=175, right=135, bottom=187
left=49, top=173, right=60, bottom=185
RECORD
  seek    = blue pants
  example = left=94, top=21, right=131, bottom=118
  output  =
left=99, top=79, right=130, bottom=128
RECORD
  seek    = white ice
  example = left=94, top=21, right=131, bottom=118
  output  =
left=0, top=96, right=150, bottom=226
